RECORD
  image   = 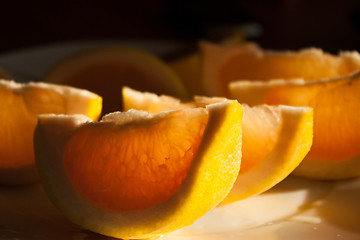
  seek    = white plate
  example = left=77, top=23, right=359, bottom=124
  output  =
left=0, top=41, right=359, bottom=240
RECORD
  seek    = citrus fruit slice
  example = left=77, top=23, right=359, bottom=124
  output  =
left=34, top=100, right=243, bottom=239
left=123, top=87, right=313, bottom=202
left=201, top=41, right=360, bottom=96
left=230, top=72, right=360, bottom=179
left=122, top=86, right=195, bottom=113
left=0, top=80, right=102, bottom=185
left=226, top=104, right=312, bottom=201
left=42, top=45, right=187, bottom=115
left=194, top=97, right=313, bottom=202
left=168, top=29, right=246, bottom=96
left=169, top=53, right=204, bottom=95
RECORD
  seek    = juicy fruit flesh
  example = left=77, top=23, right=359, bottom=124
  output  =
left=122, top=88, right=313, bottom=202
left=122, top=88, right=283, bottom=175
left=241, top=105, right=281, bottom=173
left=1, top=91, right=36, bottom=168
left=34, top=101, right=242, bottom=239
left=221, top=55, right=355, bottom=85
left=201, top=42, right=360, bottom=97
left=265, top=75, right=360, bottom=160
left=64, top=109, right=209, bottom=212
left=0, top=79, right=102, bottom=185
left=193, top=97, right=283, bottom=174
left=0, top=86, right=65, bottom=168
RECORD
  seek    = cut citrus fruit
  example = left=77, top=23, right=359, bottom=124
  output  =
left=169, top=53, right=204, bottom=95
left=34, top=100, right=243, bottom=239
left=0, top=80, right=102, bottom=185
left=123, top=87, right=313, bottom=202
left=169, top=29, right=246, bottom=96
left=122, top=86, right=195, bottom=113
left=230, top=72, right=360, bottom=179
left=42, top=45, right=187, bottom=115
left=220, top=103, right=312, bottom=202
left=201, top=41, right=360, bottom=96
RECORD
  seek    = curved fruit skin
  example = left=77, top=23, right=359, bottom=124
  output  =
left=222, top=105, right=313, bottom=203
left=34, top=100, right=243, bottom=239
left=201, top=41, right=360, bottom=97
left=230, top=72, right=360, bottom=180
left=42, top=45, right=188, bottom=114
left=0, top=80, right=102, bottom=185
left=123, top=87, right=314, bottom=202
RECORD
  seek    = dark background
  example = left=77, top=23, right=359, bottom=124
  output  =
left=1, top=0, right=360, bottom=54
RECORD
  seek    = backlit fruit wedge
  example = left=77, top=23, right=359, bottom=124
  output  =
left=42, top=45, right=187, bottom=115
left=230, top=71, right=360, bottom=180
left=34, top=100, right=243, bottom=239
left=200, top=41, right=360, bottom=96
left=122, top=86, right=196, bottom=113
left=169, top=29, right=246, bottom=96
left=123, top=87, right=313, bottom=202
left=0, top=79, right=102, bottom=185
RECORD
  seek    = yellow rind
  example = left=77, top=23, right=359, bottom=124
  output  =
left=123, top=87, right=314, bottom=202
left=229, top=72, right=360, bottom=180
left=34, top=100, right=243, bottom=239
left=222, top=105, right=313, bottom=203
